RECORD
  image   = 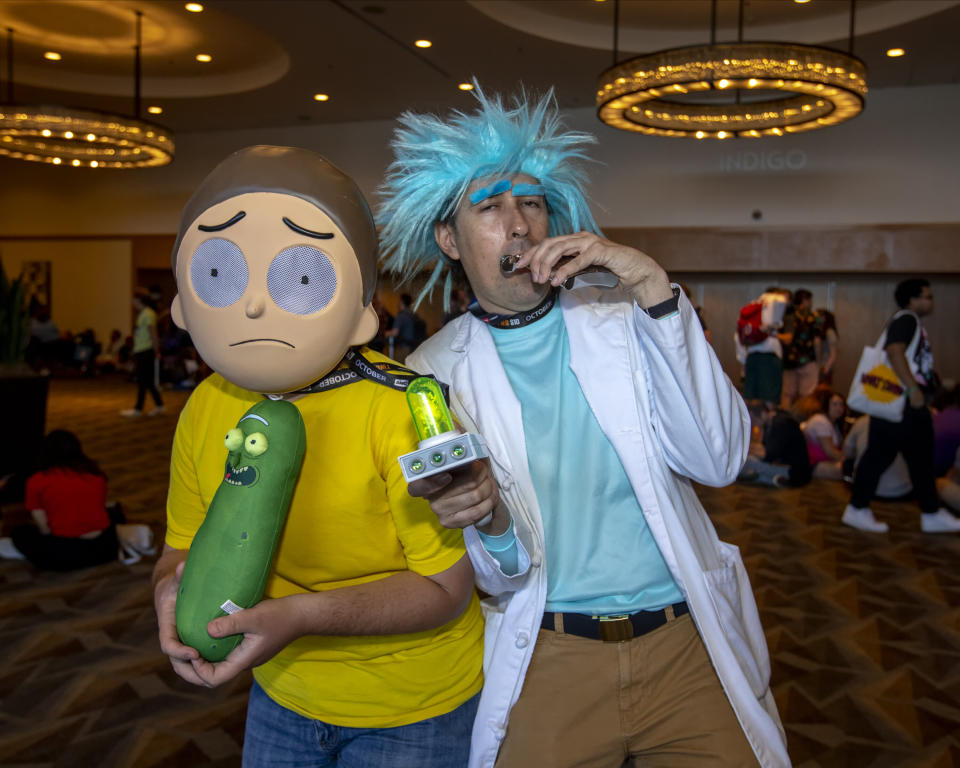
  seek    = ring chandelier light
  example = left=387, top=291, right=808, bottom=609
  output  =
left=0, top=12, right=174, bottom=168
left=596, top=0, right=867, bottom=139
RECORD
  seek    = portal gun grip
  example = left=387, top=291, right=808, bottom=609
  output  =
left=398, top=377, right=492, bottom=526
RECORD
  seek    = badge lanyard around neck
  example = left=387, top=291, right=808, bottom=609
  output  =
left=267, top=348, right=424, bottom=399
left=468, top=290, right=556, bottom=330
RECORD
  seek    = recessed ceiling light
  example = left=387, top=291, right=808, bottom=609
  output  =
left=196, top=53, right=212, bottom=62
left=185, top=2, right=204, bottom=11
left=414, top=39, right=432, bottom=48
left=886, top=47, right=905, bottom=57
left=147, top=106, right=163, bottom=115
left=794, top=0, right=812, bottom=4
left=44, top=51, right=62, bottom=61
left=314, top=93, right=329, bottom=102
left=458, top=83, right=474, bottom=91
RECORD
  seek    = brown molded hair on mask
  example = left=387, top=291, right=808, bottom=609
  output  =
left=172, top=145, right=377, bottom=305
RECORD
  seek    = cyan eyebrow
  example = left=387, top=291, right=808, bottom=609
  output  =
left=198, top=211, right=246, bottom=232
left=283, top=217, right=334, bottom=239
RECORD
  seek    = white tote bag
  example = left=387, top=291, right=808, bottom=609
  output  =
left=846, top=311, right=920, bottom=423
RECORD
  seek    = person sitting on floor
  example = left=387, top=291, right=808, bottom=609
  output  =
left=799, top=389, right=847, bottom=480
left=0, top=430, right=118, bottom=570
left=741, top=400, right=812, bottom=488
left=933, top=386, right=960, bottom=478
left=937, top=447, right=960, bottom=512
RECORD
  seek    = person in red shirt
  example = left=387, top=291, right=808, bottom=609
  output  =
left=0, top=430, right=118, bottom=570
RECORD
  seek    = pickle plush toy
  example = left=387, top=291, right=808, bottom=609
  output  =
left=176, top=398, right=306, bottom=661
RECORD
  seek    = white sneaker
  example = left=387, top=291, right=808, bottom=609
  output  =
left=0, top=537, right=25, bottom=560
left=842, top=505, right=889, bottom=533
left=921, top=508, right=960, bottom=533
left=147, top=406, right=166, bottom=416
left=120, top=408, right=143, bottom=417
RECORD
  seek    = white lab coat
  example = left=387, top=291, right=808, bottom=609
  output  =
left=409, top=287, right=790, bottom=768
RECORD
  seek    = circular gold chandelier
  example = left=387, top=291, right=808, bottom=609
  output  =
left=597, top=42, right=867, bottom=139
left=0, top=13, right=175, bottom=168
left=0, top=104, right=173, bottom=168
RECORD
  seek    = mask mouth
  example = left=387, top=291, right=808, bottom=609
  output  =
left=229, top=338, right=295, bottom=348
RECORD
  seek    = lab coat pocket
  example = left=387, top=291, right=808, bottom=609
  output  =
left=702, top=541, right=771, bottom=698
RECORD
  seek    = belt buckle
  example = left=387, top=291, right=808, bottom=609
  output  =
left=597, top=614, right=633, bottom=642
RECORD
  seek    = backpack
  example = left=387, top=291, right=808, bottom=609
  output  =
left=737, top=301, right=769, bottom=346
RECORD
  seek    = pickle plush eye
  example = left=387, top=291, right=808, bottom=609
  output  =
left=244, top=432, right=268, bottom=457
left=224, top=427, right=244, bottom=451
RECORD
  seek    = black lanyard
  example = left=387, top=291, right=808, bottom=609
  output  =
left=287, top=348, right=422, bottom=396
left=468, top=291, right=556, bottom=330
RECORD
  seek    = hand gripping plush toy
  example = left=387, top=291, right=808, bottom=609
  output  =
left=168, top=145, right=380, bottom=661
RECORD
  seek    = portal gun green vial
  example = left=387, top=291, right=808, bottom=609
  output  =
left=398, top=377, right=490, bottom=524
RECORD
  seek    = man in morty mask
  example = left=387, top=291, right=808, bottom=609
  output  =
left=152, top=145, right=482, bottom=767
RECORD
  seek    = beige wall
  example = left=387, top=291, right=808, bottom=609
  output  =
left=0, top=84, right=958, bottom=236
left=0, top=239, right=133, bottom=348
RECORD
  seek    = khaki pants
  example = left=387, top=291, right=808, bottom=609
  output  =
left=495, top=614, right=758, bottom=768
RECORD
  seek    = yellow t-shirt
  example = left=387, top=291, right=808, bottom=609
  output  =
left=166, top=353, right=483, bottom=727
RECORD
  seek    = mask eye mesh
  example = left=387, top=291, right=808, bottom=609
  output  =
left=267, top=246, right=337, bottom=315
left=190, top=238, right=248, bottom=308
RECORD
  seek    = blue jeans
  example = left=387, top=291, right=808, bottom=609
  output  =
left=740, top=456, right=788, bottom=486
left=242, top=680, right=478, bottom=768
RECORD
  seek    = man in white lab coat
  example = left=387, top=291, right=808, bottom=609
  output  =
left=378, top=87, right=790, bottom=768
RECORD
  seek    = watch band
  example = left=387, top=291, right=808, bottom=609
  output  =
left=644, top=285, right=681, bottom=319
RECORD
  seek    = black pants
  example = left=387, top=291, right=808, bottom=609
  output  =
left=11, top=525, right=118, bottom=571
left=134, top=350, right=163, bottom=410
left=850, top=406, right=939, bottom=513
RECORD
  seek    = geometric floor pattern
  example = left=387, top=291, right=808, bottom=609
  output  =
left=1, top=376, right=959, bottom=767
left=700, top=484, right=960, bottom=768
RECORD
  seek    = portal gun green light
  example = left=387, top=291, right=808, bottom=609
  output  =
left=399, top=377, right=492, bottom=524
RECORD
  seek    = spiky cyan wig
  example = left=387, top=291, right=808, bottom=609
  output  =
left=377, top=85, right=602, bottom=309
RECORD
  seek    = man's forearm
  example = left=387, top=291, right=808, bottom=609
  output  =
left=30, top=508, right=50, bottom=535
left=286, top=560, right=473, bottom=637
left=886, top=345, right=916, bottom=393
left=153, top=544, right=188, bottom=590
left=630, top=269, right=673, bottom=309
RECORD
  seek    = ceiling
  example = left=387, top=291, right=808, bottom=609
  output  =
left=0, top=0, right=958, bottom=135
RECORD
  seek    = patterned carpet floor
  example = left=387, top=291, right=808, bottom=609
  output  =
left=1, top=376, right=958, bottom=767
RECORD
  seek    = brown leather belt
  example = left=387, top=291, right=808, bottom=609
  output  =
left=540, top=602, right=689, bottom=642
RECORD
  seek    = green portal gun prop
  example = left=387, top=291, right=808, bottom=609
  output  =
left=176, top=398, right=306, bottom=662
left=398, top=377, right=488, bottom=484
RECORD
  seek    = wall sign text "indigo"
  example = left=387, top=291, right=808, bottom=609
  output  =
left=721, top=149, right=807, bottom=173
